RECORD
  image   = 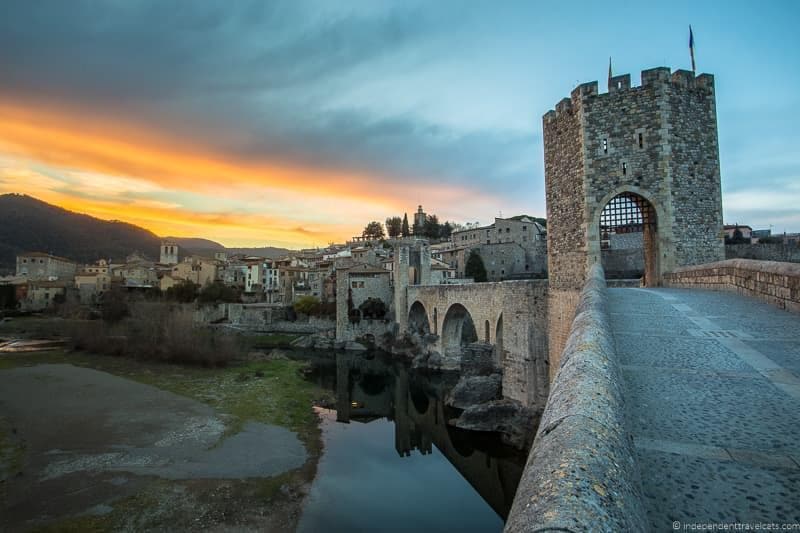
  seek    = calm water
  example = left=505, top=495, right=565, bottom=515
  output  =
left=294, top=351, right=526, bottom=533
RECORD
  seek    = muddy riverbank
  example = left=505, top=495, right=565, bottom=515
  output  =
left=0, top=350, right=333, bottom=531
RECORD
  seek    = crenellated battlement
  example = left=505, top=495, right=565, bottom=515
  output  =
left=543, top=66, right=715, bottom=121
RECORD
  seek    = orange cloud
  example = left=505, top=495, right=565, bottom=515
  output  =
left=0, top=101, right=506, bottom=247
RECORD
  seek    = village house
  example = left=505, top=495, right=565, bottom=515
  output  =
left=171, top=255, right=218, bottom=287
left=20, top=280, right=69, bottom=311
left=447, top=216, right=547, bottom=281
left=74, top=260, right=112, bottom=302
left=16, top=252, right=77, bottom=281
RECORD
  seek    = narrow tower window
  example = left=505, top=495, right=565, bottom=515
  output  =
left=638, top=133, right=644, bottom=149
left=602, top=138, right=608, bottom=153
left=622, top=162, right=627, bottom=175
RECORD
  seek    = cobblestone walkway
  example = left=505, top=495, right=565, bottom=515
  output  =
left=608, top=288, right=800, bottom=531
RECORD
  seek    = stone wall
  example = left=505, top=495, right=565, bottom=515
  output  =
left=337, top=319, right=392, bottom=344
left=725, top=243, right=800, bottom=263
left=194, top=303, right=335, bottom=333
left=406, top=280, right=548, bottom=407
left=505, top=264, right=647, bottom=532
left=602, top=248, right=644, bottom=279
left=663, top=258, right=800, bottom=313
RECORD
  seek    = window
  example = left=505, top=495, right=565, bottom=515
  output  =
left=501, top=269, right=505, bottom=275
left=506, top=228, right=510, bottom=233
left=622, top=162, right=627, bottom=175
left=603, top=138, right=608, bottom=153
left=351, top=281, right=357, bottom=288
left=22, top=259, right=27, bottom=263
left=522, top=226, right=527, bottom=231
left=638, top=133, right=644, bottom=149
left=358, top=281, right=365, bottom=288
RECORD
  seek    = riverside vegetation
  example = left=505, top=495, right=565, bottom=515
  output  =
left=0, top=310, right=335, bottom=531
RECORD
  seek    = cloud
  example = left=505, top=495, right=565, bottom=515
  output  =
left=0, top=0, right=541, bottom=214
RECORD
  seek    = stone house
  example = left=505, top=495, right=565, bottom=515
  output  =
left=21, top=280, right=69, bottom=311
left=74, top=269, right=111, bottom=303
left=16, top=252, right=77, bottom=281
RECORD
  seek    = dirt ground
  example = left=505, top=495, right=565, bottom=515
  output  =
left=0, top=359, right=325, bottom=532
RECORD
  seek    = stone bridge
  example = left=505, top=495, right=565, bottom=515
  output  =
left=405, top=280, right=549, bottom=407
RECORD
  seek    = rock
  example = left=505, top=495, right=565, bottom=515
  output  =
left=246, top=350, right=269, bottom=361
left=267, top=349, right=289, bottom=361
left=291, top=334, right=334, bottom=350
left=418, top=352, right=461, bottom=372
left=290, top=336, right=315, bottom=349
left=344, top=340, right=367, bottom=351
left=445, top=374, right=502, bottom=409
left=451, top=399, right=541, bottom=450
left=460, top=342, right=500, bottom=377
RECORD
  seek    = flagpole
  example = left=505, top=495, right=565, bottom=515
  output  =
left=689, top=25, right=696, bottom=73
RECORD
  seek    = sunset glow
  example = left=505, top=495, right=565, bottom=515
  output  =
left=1, top=0, right=799, bottom=247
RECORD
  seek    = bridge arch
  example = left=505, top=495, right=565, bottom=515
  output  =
left=495, top=313, right=504, bottom=364
left=408, top=301, right=431, bottom=336
left=441, top=303, right=478, bottom=357
left=594, top=187, right=663, bottom=286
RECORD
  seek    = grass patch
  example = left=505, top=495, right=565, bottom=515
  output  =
left=0, top=350, right=332, bottom=451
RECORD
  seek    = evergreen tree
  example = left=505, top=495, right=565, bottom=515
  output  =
left=401, top=213, right=410, bottom=237
left=441, top=221, right=453, bottom=239
left=465, top=250, right=488, bottom=282
left=423, top=214, right=440, bottom=239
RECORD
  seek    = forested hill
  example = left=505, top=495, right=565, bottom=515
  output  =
left=0, top=194, right=161, bottom=273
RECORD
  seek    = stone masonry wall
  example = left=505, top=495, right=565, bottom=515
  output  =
left=726, top=243, right=800, bottom=263
left=663, top=258, right=800, bottom=313
left=505, top=264, right=647, bottom=532
left=407, top=280, right=549, bottom=408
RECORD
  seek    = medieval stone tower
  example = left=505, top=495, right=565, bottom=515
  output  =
left=544, top=66, right=725, bottom=371
left=159, top=241, right=179, bottom=265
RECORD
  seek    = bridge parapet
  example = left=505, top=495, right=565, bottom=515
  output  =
left=664, top=258, right=800, bottom=313
left=505, top=264, right=648, bottom=532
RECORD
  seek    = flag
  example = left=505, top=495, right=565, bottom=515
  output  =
left=689, top=25, right=696, bottom=73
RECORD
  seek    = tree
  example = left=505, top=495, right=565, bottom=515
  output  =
left=362, top=221, right=385, bottom=240
left=441, top=221, right=453, bottom=239
left=725, top=225, right=748, bottom=245
left=198, top=282, right=241, bottom=304
left=359, top=297, right=387, bottom=319
left=465, top=250, right=487, bottom=282
left=100, top=288, right=129, bottom=323
left=166, top=280, right=199, bottom=303
left=294, top=295, right=320, bottom=316
left=385, top=216, right=402, bottom=238
left=423, top=214, right=441, bottom=239
left=0, top=284, right=17, bottom=310
left=401, top=213, right=410, bottom=237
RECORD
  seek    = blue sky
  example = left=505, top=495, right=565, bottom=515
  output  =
left=0, top=0, right=797, bottom=246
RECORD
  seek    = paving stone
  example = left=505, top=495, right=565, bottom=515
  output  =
left=609, top=287, right=800, bottom=526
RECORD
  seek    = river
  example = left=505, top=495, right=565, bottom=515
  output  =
left=292, top=350, right=527, bottom=532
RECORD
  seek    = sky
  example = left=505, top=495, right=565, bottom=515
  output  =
left=0, top=0, right=798, bottom=248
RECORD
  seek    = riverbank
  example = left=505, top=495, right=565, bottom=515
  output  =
left=0, top=349, right=334, bottom=531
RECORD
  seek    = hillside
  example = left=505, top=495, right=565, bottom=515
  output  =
left=164, top=237, right=225, bottom=254
left=0, top=194, right=162, bottom=273
left=225, top=247, right=294, bottom=259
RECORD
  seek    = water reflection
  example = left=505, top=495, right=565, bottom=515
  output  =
left=296, top=351, right=526, bottom=532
